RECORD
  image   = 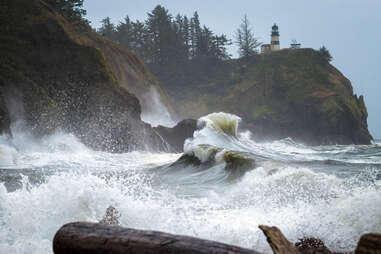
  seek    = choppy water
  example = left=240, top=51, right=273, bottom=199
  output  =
left=0, top=113, right=380, bottom=254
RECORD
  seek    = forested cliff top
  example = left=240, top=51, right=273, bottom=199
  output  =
left=98, top=5, right=372, bottom=145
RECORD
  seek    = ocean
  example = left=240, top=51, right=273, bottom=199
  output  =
left=0, top=112, right=380, bottom=253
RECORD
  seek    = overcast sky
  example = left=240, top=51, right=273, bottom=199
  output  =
left=84, top=0, right=381, bottom=139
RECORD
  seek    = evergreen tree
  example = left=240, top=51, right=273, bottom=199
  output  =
left=96, top=6, right=231, bottom=73
left=211, top=34, right=231, bottom=60
left=146, top=5, right=174, bottom=65
left=235, top=15, right=261, bottom=58
left=172, top=16, right=188, bottom=64
left=131, top=20, right=149, bottom=61
left=197, top=26, right=213, bottom=58
left=98, top=17, right=116, bottom=40
left=190, top=12, right=201, bottom=58
left=319, top=46, right=332, bottom=62
left=183, top=16, right=191, bottom=58
left=116, top=16, right=133, bottom=48
left=175, top=14, right=184, bottom=33
left=45, top=0, right=86, bottom=22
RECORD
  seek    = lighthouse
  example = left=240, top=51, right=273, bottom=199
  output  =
left=270, top=23, right=280, bottom=51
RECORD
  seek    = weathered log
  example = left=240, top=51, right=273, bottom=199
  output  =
left=355, top=233, right=381, bottom=254
left=53, top=222, right=261, bottom=254
left=259, top=225, right=300, bottom=254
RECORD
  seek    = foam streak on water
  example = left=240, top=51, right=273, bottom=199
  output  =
left=0, top=113, right=380, bottom=254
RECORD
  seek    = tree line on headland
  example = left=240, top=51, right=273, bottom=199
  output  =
left=45, top=1, right=332, bottom=83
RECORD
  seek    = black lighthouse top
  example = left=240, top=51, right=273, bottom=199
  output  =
left=271, top=23, right=279, bottom=36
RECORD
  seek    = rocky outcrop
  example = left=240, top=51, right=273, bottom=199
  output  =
left=154, top=119, right=197, bottom=152
left=0, top=0, right=168, bottom=152
left=158, top=49, right=373, bottom=145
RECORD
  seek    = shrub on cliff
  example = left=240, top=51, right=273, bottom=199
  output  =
left=319, top=46, right=333, bottom=63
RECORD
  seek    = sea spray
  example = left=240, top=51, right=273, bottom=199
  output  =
left=0, top=113, right=381, bottom=254
left=140, top=86, right=175, bottom=128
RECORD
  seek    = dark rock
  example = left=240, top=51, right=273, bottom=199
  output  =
left=295, top=238, right=332, bottom=254
left=0, top=100, right=10, bottom=135
left=154, top=119, right=197, bottom=152
left=355, top=233, right=381, bottom=254
left=99, top=206, right=121, bottom=226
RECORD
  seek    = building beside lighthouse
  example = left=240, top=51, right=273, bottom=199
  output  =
left=261, top=23, right=281, bottom=54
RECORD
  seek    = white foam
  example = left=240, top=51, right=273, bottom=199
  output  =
left=0, top=114, right=380, bottom=254
left=1, top=163, right=380, bottom=253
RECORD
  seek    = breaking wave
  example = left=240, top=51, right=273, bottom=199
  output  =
left=0, top=112, right=380, bottom=253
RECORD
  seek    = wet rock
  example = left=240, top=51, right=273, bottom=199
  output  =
left=295, top=237, right=333, bottom=254
left=154, top=119, right=197, bottom=152
left=354, top=233, right=381, bottom=254
left=99, top=206, right=121, bottom=226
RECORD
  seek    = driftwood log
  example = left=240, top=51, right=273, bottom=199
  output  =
left=259, top=225, right=300, bottom=254
left=53, top=222, right=261, bottom=254
left=53, top=222, right=381, bottom=254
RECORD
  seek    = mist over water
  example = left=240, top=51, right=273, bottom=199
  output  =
left=140, top=86, right=176, bottom=127
left=0, top=113, right=380, bottom=254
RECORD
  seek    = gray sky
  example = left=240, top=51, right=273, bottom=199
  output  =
left=84, top=0, right=381, bottom=139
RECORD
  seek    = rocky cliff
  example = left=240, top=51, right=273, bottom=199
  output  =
left=0, top=0, right=170, bottom=152
left=77, top=29, right=175, bottom=120
left=159, top=49, right=372, bottom=145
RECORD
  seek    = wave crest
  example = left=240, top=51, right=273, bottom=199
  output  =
left=199, top=112, right=241, bottom=137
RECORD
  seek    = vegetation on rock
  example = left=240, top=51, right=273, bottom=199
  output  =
left=156, top=49, right=372, bottom=145
left=97, top=5, right=371, bottom=145
left=235, top=15, right=262, bottom=58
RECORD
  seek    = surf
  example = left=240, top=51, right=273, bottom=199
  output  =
left=0, top=112, right=380, bottom=254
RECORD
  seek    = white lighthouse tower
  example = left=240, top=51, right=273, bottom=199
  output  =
left=270, top=23, right=280, bottom=51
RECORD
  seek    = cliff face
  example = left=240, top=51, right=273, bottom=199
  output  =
left=77, top=29, right=175, bottom=119
left=0, top=0, right=168, bottom=152
left=160, top=49, right=372, bottom=145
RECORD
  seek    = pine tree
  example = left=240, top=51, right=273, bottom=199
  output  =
left=45, top=0, right=86, bottom=22
left=172, top=15, right=188, bottom=64
left=116, top=16, right=133, bottom=48
left=183, top=16, right=191, bottom=58
left=236, top=15, right=261, bottom=58
left=131, top=20, right=149, bottom=61
left=146, top=5, right=173, bottom=64
left=211, top=34, right=231, bottom=60
left=319, top=46, right=332, bottom=62
left=98, top=17, right=116, bottom=40
left=197, top=26, right=213, bottom=58
left=190, top=12, right=201, bottom=58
